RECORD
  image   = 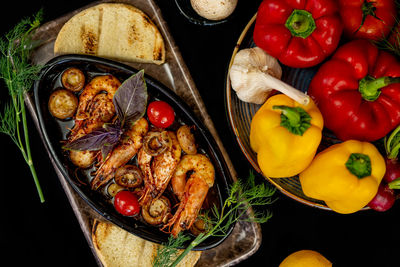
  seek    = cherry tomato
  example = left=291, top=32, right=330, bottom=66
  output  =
left=147, top=101, right=175, bottom=128
left=114, top=190, right=140, bottom=216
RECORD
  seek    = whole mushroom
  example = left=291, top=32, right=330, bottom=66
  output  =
left=190, top=0, right=238, bottom=21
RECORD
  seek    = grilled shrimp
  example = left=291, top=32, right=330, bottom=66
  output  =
left=91, top=118, right=149, bottom=190
left=68, top=93, right=116, bottom=168
left=75, top=75, right=120, bottom=121
left=165, top=154, right=215, bottom=237
left=66, top=75, right=120, bottom=168
left=138, top=131, right=181, bottom=207
left=69, top=93, right=115, bottom=142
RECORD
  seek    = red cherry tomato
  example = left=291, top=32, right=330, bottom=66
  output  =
left=147, top=101, right=175, bottom=128
left=114, top=190, right=140, bottom=216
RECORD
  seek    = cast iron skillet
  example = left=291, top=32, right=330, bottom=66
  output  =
left=34, top=54, right=235, bottom=250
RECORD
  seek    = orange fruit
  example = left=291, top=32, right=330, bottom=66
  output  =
left=279, top=250, right=332, bottom=267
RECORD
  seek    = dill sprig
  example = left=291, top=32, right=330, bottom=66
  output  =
left=153, top=171, right=276, bottom=267
left=374, top=1, right=400, bottom=55
left=0, top=11, right=44, bottom=202
left=375, top=24, right=400, bottom=56
left=153, top=233, right=191, bottom=267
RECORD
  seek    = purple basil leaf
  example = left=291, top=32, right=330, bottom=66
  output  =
left=101, top=143, right=116, bottom=160
left=113, top=70, right=148, bottom=127
left=63, top=122, right=123, bottom=151
left=104, top=119, right=121, bottom=132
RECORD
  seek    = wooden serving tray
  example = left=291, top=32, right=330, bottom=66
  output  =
left=25, top=0, right=262, bottom=266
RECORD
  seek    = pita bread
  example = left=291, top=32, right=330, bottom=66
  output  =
left=91, top=220, right=202, bottom=267
left=54, top=3, right=165, bottom=65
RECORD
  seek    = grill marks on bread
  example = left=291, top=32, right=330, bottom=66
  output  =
left=80, top=7, right=103, bottom=55
left=80, top=25, right=98, bottom=54
left=55, top=3, right=165, bottom=65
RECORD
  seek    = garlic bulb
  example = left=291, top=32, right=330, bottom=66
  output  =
left=229, top=47, right=309, bottom=105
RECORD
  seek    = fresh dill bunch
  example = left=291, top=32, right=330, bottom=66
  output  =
left=0, top=10, right=43, bottom=93
left=0, top=10, right=44, bottom=202
left=153, top=171, right=276, bottom=267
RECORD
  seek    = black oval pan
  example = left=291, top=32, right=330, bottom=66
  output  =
left=34, top=54, right=235, bottom=250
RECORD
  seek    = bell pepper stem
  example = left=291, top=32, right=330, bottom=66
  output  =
left=272, top=105, right=311, bottom=136
left=359, top=76, right=400, bottom=101
left=384, top=124, right=400, bottom=159
left=345, top=153, right=372, bottom=179
left=274, top=105, right=300, bottom=125
left=285, top=9, right=316, bottom=39
left=260, top=73, right=310, bottom=105
left=389, top=178, right=400, bottom=189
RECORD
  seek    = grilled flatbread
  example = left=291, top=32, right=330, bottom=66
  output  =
left=54, top=3, right=165, bottom=65
left=92, top=220, right=202, bottom=267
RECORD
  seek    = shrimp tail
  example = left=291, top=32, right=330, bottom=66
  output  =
left=91, top=152, right=115, bottom=189
left=138, top=187, right=153, bottom=207
left=91, top=172, right=113, bottom=190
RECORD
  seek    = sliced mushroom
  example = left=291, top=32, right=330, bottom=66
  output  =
left=141, top=196, right=171, bottom=225
left=143, top=131, right=172, bottom=156
left=115, top=165, right=143, bottom=188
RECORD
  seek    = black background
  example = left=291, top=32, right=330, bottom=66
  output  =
left=1, top=1, right=399, bottom=266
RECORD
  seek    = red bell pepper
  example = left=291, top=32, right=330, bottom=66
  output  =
left=253, top=0, right=343, bottom=68
left=308, top=39, right=400, bottom=142
left=338, top=0, right=396, bottom=41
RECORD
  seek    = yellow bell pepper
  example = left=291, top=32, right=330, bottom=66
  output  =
left=250, top=94, right=323, bottom=178
left=299, top=140, right=386, bottom=214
